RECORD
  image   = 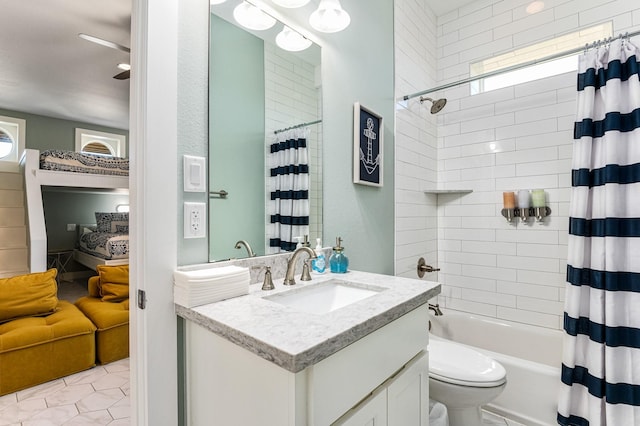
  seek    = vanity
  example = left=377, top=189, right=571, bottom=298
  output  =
left=176, top=269, right=440, bottom=425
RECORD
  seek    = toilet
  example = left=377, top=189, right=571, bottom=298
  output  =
left=428, top=337, right=507, bottom=426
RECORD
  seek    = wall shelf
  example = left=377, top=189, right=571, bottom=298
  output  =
left=424, top=189, right=473, bottom=194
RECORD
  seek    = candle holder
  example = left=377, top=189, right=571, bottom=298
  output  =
left=501, top=207, right=552, bottom=223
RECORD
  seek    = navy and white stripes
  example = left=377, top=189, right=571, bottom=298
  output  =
left=267, top=129, right=310, bottom=253
left=558, top=38, right=640, bottom=426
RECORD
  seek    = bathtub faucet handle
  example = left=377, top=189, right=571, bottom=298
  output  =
left=417, top=257, right=440, bottom=278
left=428, top=303, right=443, bottom=316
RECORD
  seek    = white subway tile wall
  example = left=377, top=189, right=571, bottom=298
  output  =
left=395, top=0, right=640, bottom=330
left=264, top=43, right=322, bottom=245
left=394, top=0, right=439, bottom=280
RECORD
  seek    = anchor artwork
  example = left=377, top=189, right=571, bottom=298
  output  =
left=353, top=102, right=383, bottom=187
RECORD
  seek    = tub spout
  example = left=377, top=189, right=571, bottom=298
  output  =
left=428, top=303, right=443, bottom=316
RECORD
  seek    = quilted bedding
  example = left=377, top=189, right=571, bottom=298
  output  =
left=78, top=230, right=129, bottom=260
left=39, top=150, right=129, bottom=176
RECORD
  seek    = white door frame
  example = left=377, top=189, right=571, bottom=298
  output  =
left=129, top=0, right=179, bottom=424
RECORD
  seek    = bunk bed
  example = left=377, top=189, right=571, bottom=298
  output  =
left=21, top=149, right=129, bottom=272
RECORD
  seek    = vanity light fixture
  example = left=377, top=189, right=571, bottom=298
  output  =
left=309, top=0, right=351, bottom=33
left=233, top=1, right=277, bottom=31
left=276, top=26, right=312, bottom=51
left=271, top=0, right=310, bottom=8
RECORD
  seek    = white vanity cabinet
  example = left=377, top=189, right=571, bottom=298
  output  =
left=184, top=305, right=430, bottom=426
left=335, top=350, right=429, bottom=426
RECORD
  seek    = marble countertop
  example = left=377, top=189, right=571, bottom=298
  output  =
left=175, top=270, right=440, bottom=373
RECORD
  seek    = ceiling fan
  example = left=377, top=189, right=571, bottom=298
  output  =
left=78, top=33, right=131, bottom=80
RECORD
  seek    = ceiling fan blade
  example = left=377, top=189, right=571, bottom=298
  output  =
left=79, top=33, right=130, bottom=53
left=113, top=69, right=130, bottom=80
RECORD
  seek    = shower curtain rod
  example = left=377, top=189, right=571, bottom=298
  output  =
left=402, top=30, right=640, bottom=101
left=274, top=119, right=322, bottom=134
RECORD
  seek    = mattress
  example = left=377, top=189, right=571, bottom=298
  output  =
left=78, top=230, right=129, bottom=260
left=39, top=150, right=129, bottom=176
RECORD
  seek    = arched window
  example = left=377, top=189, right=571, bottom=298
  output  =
left=75, top=128, right=126, bottom=158
left=0, top=116, right=26, bottom=172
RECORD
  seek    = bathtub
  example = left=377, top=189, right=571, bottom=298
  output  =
left=428, top=310, right=563, bottom=426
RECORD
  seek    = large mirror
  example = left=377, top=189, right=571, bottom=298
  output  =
left=208, top=2, right=323, bottom=262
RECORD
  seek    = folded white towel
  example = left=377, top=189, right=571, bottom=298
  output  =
left=173, top=265, right=247, bottom=282
left=173, top=266, right=250, bottom=308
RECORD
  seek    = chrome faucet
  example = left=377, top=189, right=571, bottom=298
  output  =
left=234, top=240, right=256, bottom=258
left=283, top=246, right=316, bottom=286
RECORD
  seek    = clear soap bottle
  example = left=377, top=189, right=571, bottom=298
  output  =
left=329, top=237, right=349, bottom=274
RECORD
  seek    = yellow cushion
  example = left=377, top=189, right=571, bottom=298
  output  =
left=0, top=269, right=58, bottom=323
left=75, top=296, right=129, bottom=364
left=0, top=300, right=96, bottom=396
left=96, top=264, right=129, bottom=302
left=88, top=275, right=101, bottom=298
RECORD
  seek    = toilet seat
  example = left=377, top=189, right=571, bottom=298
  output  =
left=428, top=339, right=506, bottom=388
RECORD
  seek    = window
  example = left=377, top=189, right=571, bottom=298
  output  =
left=470, top=23, right=612, bottom=94
left=75, top=128, right=127, bottom=158
left=0, top=115, right=26, bottom=172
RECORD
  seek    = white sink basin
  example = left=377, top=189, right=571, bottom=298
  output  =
left=265, top=279, right=384, bottom=315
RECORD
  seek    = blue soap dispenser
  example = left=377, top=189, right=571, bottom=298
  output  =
left=312, top=238, right=326, bottom=274
left=329, top=237, right=349, bottom=273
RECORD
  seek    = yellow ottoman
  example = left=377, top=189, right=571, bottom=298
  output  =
left=0, top=300, right=96, bottom=396
left=75, top=273, right=129, bottom=364
left=75, top=296, right=129, bottom=364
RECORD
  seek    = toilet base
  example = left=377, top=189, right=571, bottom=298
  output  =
left=447, top=406, right=483, bottom=426
left=429, top=378, right=506, bottom=426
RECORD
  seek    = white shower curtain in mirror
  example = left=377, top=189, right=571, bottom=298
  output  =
left=267, top=128, right=310, bottom=253
left=558, top=37, right=640, bottom=425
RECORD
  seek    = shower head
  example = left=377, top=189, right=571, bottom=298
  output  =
left=419, top=96, right=447, bottom=114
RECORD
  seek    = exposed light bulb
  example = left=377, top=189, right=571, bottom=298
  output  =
left=276, top=26, right=312, bottom=51
left=526, top=1, right=545, bottom=14
left=233, top=1, right=276, bottom=31
left=271, top=0, right=310, bottom=8
left=309, top=0, right=350, bottom=33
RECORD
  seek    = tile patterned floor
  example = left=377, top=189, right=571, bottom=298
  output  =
left=0, top=359, right=129, bottom=426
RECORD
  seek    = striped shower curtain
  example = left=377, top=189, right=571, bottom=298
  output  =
left=558, top=37, right=640, bottom=425
left=267, top=128, right=310, bottom=253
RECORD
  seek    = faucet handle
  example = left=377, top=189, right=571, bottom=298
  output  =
left=301, top=260, right=312, bottom=281
left=262, top=266, right=275, bottom=291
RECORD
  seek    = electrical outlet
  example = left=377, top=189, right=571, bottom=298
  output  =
left=67, top=224, right=77, bottom=232
left=184, top=202, right=206, bottom=239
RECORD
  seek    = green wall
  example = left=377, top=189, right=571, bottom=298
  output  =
left=316, top=0, right=396, bottom=274
left=0, top=108, right=128, bottom=154
left=42, top=190, right=129, bottom=250
left=209, top=15, right=265, bottom=261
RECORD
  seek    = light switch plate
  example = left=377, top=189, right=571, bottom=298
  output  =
left=184, top=202, right=206, bottom=239
left=183, top=155, right=206, bottom=192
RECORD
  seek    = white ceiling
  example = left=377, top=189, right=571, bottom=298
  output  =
left=0, top=0, right=472, bottom=132
left=0, top=0, right=131, bottom=130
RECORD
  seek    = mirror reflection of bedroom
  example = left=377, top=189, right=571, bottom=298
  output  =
left=0, top=0, right=132, bottom=422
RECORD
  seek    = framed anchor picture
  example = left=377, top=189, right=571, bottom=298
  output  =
left=353, top=102, right=383, bottom=187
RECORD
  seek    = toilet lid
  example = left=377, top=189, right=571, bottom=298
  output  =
left=428, top=339, right=506, bottom=386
